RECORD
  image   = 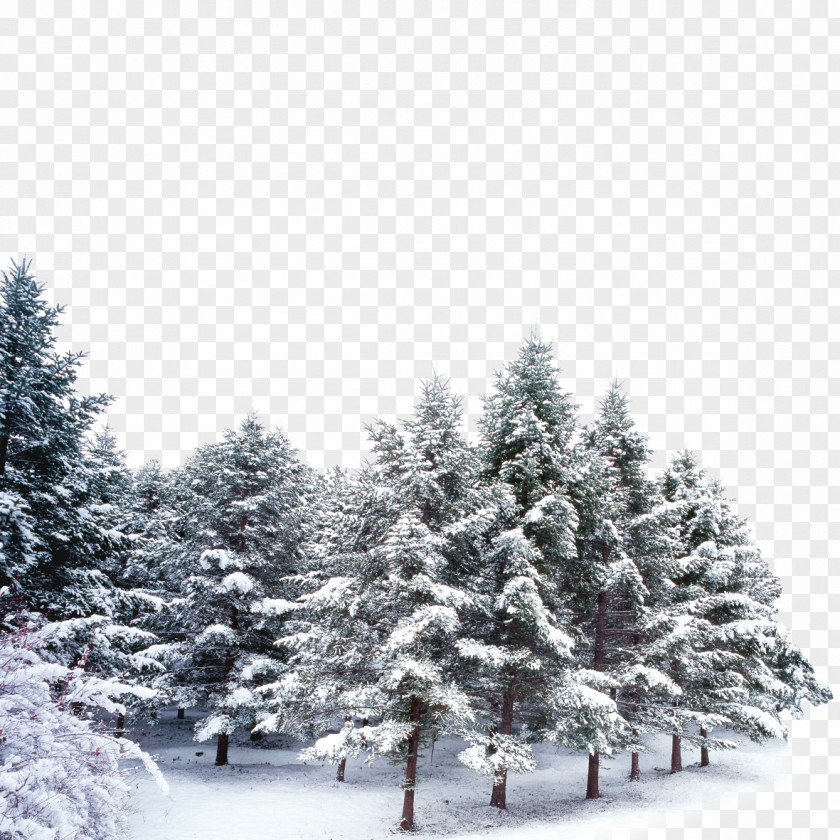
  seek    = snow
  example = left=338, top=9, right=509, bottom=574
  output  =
left=198, top=548, right=234, bottom=570
left=455, top=638, right=512, bottom=668
left=198, top=624, right=235, bottom=642
left=127, top=708, right=790, bottom=840
left=220, top=571, right=253, bottom=594
left=256, top=597, right=300, bottom=615
left=458, top=733, right=536, bottom=782
left=386, top=605, right=459, bottom=650
left=0, top=627, right=168, bottom=840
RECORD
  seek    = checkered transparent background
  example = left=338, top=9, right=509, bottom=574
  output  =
left=1, top=1, right=838, bottom=836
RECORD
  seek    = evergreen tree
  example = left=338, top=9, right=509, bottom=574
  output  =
left=549, top=443, right=635, bottom=798
left=159, top=414, right=313, bottom=765
left=533, top=380, right=679, bottom=798
left=253, top=465, right=379, bottom=776
left=656, top=452, right=832, bottom=769
left=0, top=261, right=159, bottom=714
left=260, top=376, right=478, bottom=831
left=457, top=337, right=580, bottom=809
left=0, top=609, right=167, bottom=840
left=114, top=458, right=189, bottom=720
left=120, top=459, right=184, bottom=602
left=580, top=383, right=680, bottom=783
left=0, top=258, right=115, bottom=616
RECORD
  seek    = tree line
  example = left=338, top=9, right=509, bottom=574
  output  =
left=0, top=258, right=831, bottom=835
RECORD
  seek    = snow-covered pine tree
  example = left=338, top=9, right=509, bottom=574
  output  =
left=255, top=464, right=382, bottom=780
left=456, top=337, right=579, bottom=809
left=298, top=714, right=371, bottom=782
left=263, top=375, right=477, bottom=831
left=580, top=383, right=680, bottom=783
left=537, top=379, right=677, bottom=799
left=82, top=427, right=158, bottom=625
left=0, top=606, right=168, bottom=840
left=550, top=440, right=635, bottom=798
left=0, top=258, right=113, bottom=616
left=120, top=459, right=183, bottom=605
left=160, top=414, right=313, bottom=765
left=0, top=261, right=162, bottom=719
left=656, top=451, right=832, bottom=770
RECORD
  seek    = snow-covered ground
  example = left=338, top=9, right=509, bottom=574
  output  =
left=127, top=708, right=789, bottom=840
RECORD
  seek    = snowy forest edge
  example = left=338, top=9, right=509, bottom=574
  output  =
left=0, top=258, right=833, bottom=838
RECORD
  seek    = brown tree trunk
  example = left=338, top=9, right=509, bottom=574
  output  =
left=214, top=606, right=238, bottom=767
left=586, top=751, right=600, bottom=799
left=489, top=686, right=515, bottom=809
left=669, top=658, right=682, bottom=773
left=400, top=696, right=422, bottom=831
left=700, top=726, right=710, bottom=767
left=628, top=631, right=642, bottom=781
left=594, top=591, right=607, bottom=669
left=177, top=707, right=185, bottom=720
left=670, top=734, right=682, bottom=773
left=116, top=712, right=125, bottom=738
left=215, top=732, right=229, bottom=766
left=336, top=714, right=351, bottom=781
left=585, top=585, right=608, bottom=800
left=0, top=433, right=8, bottom=477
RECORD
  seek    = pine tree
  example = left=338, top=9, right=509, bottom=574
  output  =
left=537, top=380, right=679, bottom=798
left=657, top=452, right=832, bottom=769
left=0, top=608, right=167, bottom=840
left=0, top=261, right=160, bottom=715
left=159, top=414, right=313, bottom=765
left=253, top=465, right=379, bottom=779
left=457, top=337, right=580, bottom=809
left=120, top=459, right=183, bottom=602
left=298, top=715, right=371, bottom=782
left=580, top=383, right=679, bottom=783
left=0, top=258, right=113, bottom=615
left=261, top=376, right=477, bottom=831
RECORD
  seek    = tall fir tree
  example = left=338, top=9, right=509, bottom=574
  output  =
left=0, top=261, right=159, bottom=705
left=0, top=258, right=115, bottom=616
left=580, top=383, right=680, bottom=783
left=457, top=337, right=580, bottom=809
left=655, top=451, right=832, bottom=770
left=120, top=459, right=184, bottom=602
left=260, top=376, right=478, bottom=831
left=158, top=414, right=314, bottom=765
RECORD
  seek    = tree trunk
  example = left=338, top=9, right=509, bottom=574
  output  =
left=669, top=659, right=682, bottom=773
left=116, top=712, right=125, bottom=738
left=0, top=433, right=8, bottom=477
left=177, top=707, right=185, bottom=720
left=594, top=592, right=607, bottom=669
left=670, top=734, right=682, bottom=773
left=336, top=714, right=352, bottom=781
left=214, top=605, right=238, bottom=767
left=629, top=632, right=642, bottom=781
left=489, top=686, right=515, bottom=809
left=586, top=584, right=608, bottom=800
left=700, top=726, right=710, bottom=767
left=215, top=732, right=229, bottom=766
left=400, top=696, right=422, bottom=831
left=586, top=751, right=600, bottom=799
